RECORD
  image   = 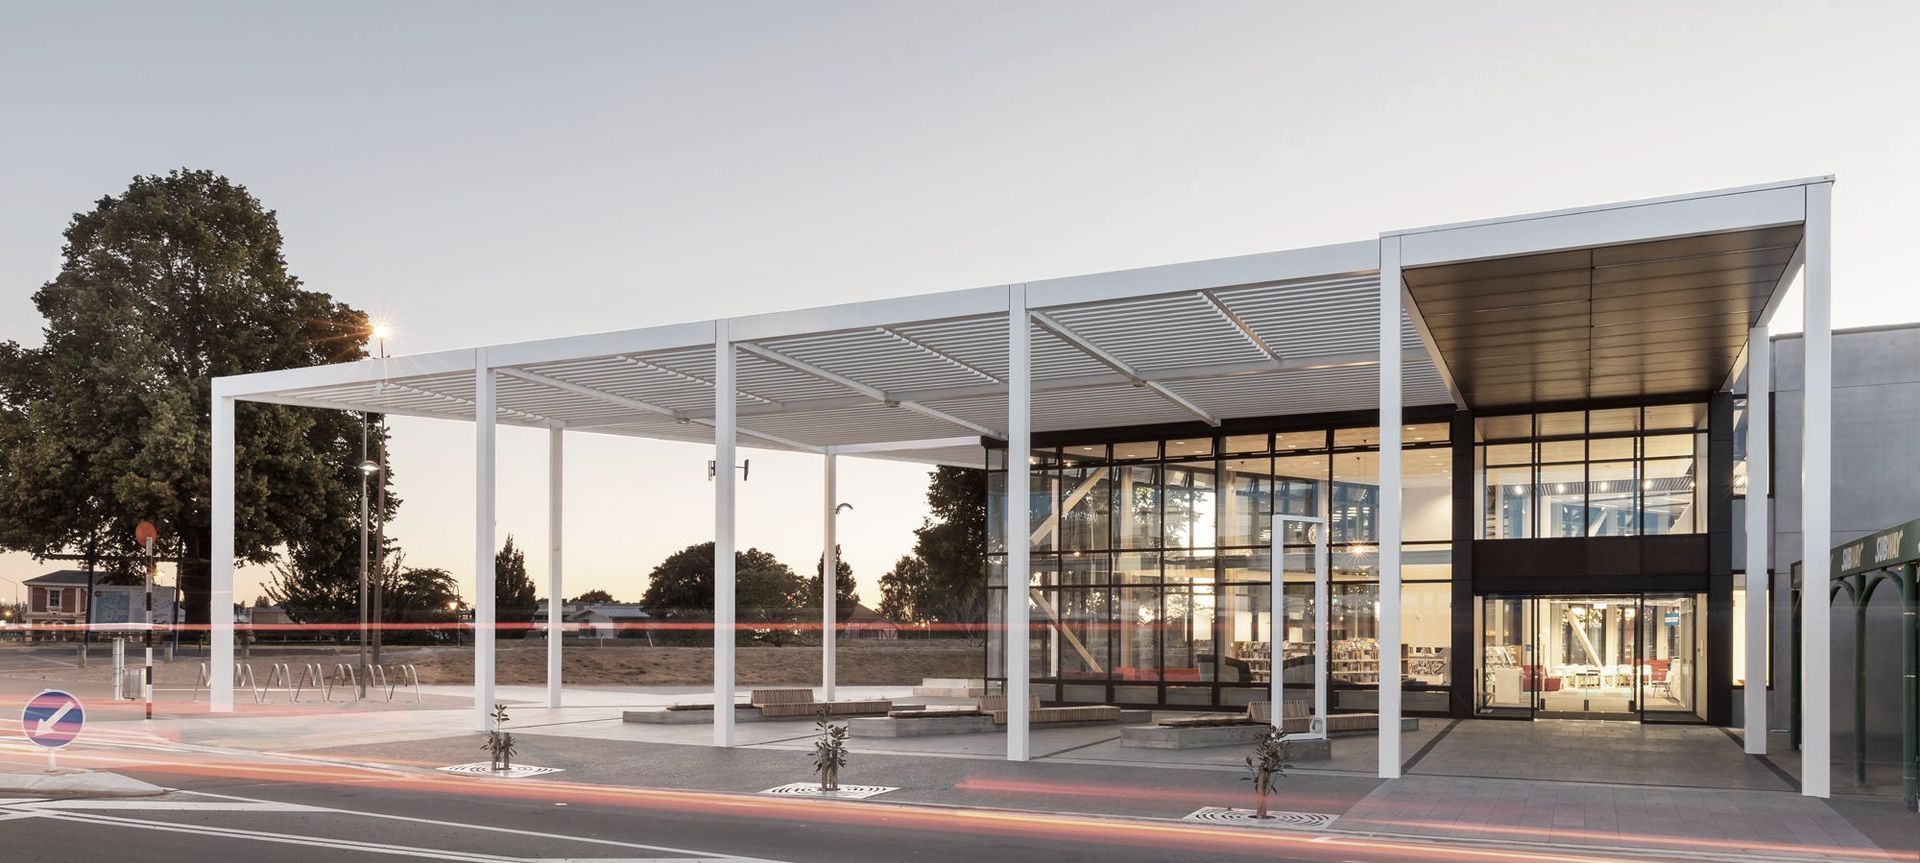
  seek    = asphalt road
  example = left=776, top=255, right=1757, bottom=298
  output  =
left=0, top=644, right=91, bottom=673
left=0, top=770, right=1445, bottom=863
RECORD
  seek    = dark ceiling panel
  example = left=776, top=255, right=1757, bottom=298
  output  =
left=1405, top=226, right=1803, bottom=409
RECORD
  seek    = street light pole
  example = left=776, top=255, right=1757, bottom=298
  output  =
left=372, top=327, right=388, bottom=665
left=356, top=323, right=389, bottom=695
left=358, top=416, right=370, bottom=700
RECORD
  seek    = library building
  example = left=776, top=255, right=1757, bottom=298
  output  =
left=217, top=177, right=1884, bottom=800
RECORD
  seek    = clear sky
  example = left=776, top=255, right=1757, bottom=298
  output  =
left=2, top=2, right=1916, bottom=607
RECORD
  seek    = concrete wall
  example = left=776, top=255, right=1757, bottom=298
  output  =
left=1752, top=323, right=1920, bottom=791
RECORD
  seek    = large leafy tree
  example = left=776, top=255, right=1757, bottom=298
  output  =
left=876, top=554, right=926, bottom=622
left=0, top=170, right=382, bottom=625
left=495, top=535, right=539, bottom=639
left=877, top=466, right=987, bottom=636
left=803, top=544, right=859, bottom=620
left=640, top=542, right=803, bottom=615
left=383, top=562, right=460, bottom=645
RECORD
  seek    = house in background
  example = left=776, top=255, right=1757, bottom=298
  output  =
left=24, top=569, right=178, bottom=641
left=574, top=604, right=652, bottom=640
left=531, top=600, right=654, bottom=641
left=842, top=603, right=901, bottom=640
left=24, top=570, right=91, bottom=638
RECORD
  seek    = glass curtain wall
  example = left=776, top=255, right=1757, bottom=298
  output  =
left=1478, top=404, right=1708, bottom=540
left=986, top=422, right=1452, bottom=712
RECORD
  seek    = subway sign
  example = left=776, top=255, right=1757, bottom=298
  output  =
left=1832, top=517, right=1919, bottom=578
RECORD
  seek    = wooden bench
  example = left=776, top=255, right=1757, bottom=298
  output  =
left=1250, top=700, right=1388, bottom=734
left=747, top=688, right=891, bottom=718
left=975, top=695, right=1122, bottom=725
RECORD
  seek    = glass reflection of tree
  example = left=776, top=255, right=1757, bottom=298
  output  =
left=1163, top=466, right=1204, bottom=549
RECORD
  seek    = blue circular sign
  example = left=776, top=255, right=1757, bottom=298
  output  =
left=21, top=689, right=84, bottom=749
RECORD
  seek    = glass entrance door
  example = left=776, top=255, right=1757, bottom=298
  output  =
left=1533, top=596, right=1641, bottom=720
left=1640, top=593, right=1707, bottom=722
left=1478, top=593, right=1700, bottom=722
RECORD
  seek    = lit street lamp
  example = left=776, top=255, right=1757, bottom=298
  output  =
left=358, top=456, right=379, bottom=698
left=359, top=321, right=391, bottom=695
left=369, top=323, right=389, bottom=667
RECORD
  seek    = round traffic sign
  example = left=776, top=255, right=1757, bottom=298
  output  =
left=134, top=521, right=158, bottom=546
left=21, top=690, right=84, bottom=749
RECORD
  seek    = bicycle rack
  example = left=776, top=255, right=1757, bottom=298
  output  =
left=238, top=664, right=264, bottom=704
left=364, top=663, right=389, bottom=700
left=396, top=664, right=421, bottom=703
left=325, top=663, right=359, bottom=702
left=292, top=662, right=324, bottom=703
left=266, top=663, right=293, bottom=702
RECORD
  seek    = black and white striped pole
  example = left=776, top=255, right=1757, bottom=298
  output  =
left=136, top=520, right=157, bottom=722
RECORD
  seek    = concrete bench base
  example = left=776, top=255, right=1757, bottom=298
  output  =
left=1120, top=717, right=1418, bottom=751
left=1120, top=724, right=1334, bottom=759
left=989, top=708, right=1151, bottom=729
left=847, top=714, right=996, bottom=737
left=1121, top=722, right=1269, bottom=749
left=913, top=678, right=987, bottom=698
left=912, top=685, right=988, bottom=698
left=755, top=701, right=892, bottom=719
left=623, top=706, right=763, bottom=725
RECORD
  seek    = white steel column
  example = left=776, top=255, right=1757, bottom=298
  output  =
left=1269, top=530, right=1283, bottom=729
left=1744, top=325, right=1771, bottom=754
left=210, top=395, right=236, bottom=713
left=822, top=453, right=838, bottom=701
left=547, top=426, right=564, bottom=709
left=1377, top=237, right=1405, bottom=779
left=474, top=352, right=497, bottom=731
left=713, top=321, right=738, bottom=748
left=1006, top=285, right=1031, bottom=762
left=1801, top=183, right=1833, bottom=798
left=1314, top=519, right=1330, bottom=734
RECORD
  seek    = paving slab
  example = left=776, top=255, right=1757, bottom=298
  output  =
left=0, top=769, right=165, bottom=798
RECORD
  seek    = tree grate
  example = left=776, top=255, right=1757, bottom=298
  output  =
left=760, top=782, right=896, bottom=800
left=1182, top=806, right=1337, bottom=829
left=437, top=763, right=563, bottom=779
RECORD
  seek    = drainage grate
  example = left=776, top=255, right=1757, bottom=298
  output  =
left=437, top=763, right=564, bottom=779
left=1182, top=806, right=1336, bottom=830
left=760, top=782, right=897, bottom=800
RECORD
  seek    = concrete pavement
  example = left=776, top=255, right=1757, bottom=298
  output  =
left=0, top=681, right=1911, bottom=862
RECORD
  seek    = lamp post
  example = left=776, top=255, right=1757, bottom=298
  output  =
left=370, top=324, right=389, bottom=665
left=0, top=577, right=19, bottom=643
left=358, top=456, right=378, bottom=699
left=357, top=321, right=390, bottom=694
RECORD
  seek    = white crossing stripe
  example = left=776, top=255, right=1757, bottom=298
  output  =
left=17, top=799, right=324, bottom=812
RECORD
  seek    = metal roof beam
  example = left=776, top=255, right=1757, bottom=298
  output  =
left=498, top=367, right=686, bottom=419
left=685, top=349, right=1434, bottom=420
left=389, top=381, right=559, bottom=428
left=1397, top=280, right=1468, bottom=409
left=1028, top=311, right=1221, bottom=427
left=498, top=366, right=819, bottom=452
left=617, top=355, right=782, bottom=407
left=827, top=436, right=984, bottom=456
left=736, top=342, right=1004, bottom=439
left=1197, top=290, right=1282, bottom=363
left=877, top=326, right=1001, bottom=384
